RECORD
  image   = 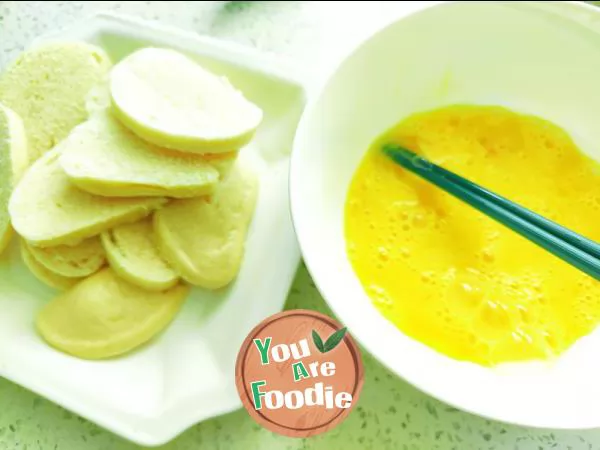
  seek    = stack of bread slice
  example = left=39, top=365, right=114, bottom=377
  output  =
left=0, top=43, right=262, bottom=359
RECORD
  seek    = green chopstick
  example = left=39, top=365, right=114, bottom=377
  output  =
left=382, top=144, right=600, bottom=280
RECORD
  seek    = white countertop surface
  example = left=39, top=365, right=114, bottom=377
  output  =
left=1, top=1, right=600, bottom=448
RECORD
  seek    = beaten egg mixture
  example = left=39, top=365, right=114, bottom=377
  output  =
left=345, top=105, right=600, bottom=366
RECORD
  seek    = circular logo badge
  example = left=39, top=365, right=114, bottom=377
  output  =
left=235, top=309, right=364, bottom=437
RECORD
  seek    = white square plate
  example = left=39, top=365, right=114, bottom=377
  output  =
left=0, top=13, right=307, bottom=446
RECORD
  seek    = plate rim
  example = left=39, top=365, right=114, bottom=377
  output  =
left=1, top=11, right=309, bottom=446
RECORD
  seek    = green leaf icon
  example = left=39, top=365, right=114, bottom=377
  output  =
left=312, top=330, right=325, bottom=352
left=312, top=327, right=348, bottom=353
left=323, top=327, right=347, bottom=353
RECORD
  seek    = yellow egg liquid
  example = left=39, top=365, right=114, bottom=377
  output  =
left=345, top=105, right=600, bottom=366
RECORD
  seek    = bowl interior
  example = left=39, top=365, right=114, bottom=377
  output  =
left=291, top=1, right=600, bottom=429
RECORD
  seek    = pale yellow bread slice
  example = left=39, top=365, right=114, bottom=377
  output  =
left=58, top=111, right=220, bottom=198
left=154, top=161, right=258, bottom=289
left=9, top=149, right=166, bottom=247
left=36, top=268, right=188, bottom=359
left=0, top=104, right=29, bottom=181
left=21, top=242, right=81, bottom=291
left=0, top=103, right=29, bottom=254
left=85, top=82, right=112, bottom=115
left=208, top=152, right=237, bottom=178
left=0, top=41, right=111, bottom=162
left=25, top=236, right=105, bottom=278
left=110, top=47, right=262, bottom=154
left=101, top=217, right=178, bottom=291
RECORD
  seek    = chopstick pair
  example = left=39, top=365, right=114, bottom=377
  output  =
left=382, top=144, right=600, bottom=281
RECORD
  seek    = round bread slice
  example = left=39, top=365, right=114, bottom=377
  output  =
left=0, top=104, right=29, bottom=181
left=110, top=47, right=263, bottom=154
left=59, top=111, right=220, bottom=198
left=0, top=41, right=111, bottom=163
left=9, top=148, right=166, bottom=247
left=208, top=152, right=237, bottom=178
left=21, top=242, right=81, bottom=291
left=36, top=268, right=188, bottom=359
left=25, top=236, right=105, bottom=278
left=154, top=161, right=259, bottom=289
left=101, top=217, right=178, bottom=291
left=0, top=103, right=29, bottom=254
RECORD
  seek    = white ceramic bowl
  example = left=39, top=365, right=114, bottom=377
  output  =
left=290, top=1, right=600, bottom=429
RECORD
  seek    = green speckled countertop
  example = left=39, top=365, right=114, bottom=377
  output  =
left=2, top=1, right=600, bottom=449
